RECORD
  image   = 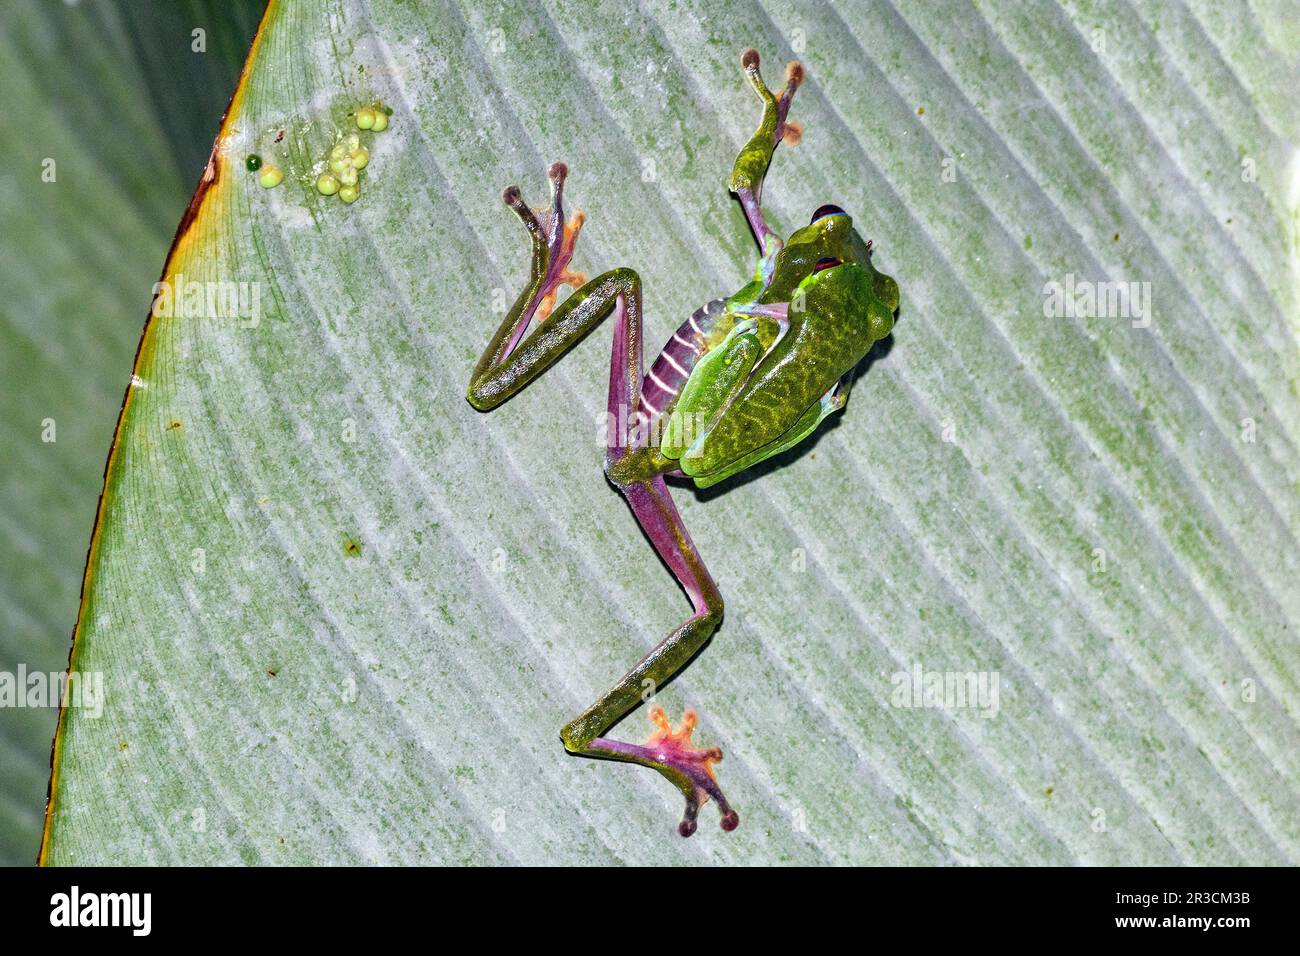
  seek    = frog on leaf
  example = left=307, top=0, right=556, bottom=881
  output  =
left=467, top=49, right=898, bottom=837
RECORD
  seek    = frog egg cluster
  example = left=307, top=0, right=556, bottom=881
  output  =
left=315, top=105, right=391, bottom=204
left=246, top=103, right=391, bottom=203
left=316, top=135, right=369, bottom=204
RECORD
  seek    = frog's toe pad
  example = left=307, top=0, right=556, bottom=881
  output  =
left=644, top=705, right=739, bottom=837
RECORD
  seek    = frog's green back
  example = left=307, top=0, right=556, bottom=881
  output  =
left=681, top=261, right=893, bottom=482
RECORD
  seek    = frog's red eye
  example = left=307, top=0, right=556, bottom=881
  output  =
left=810, top=204, right=847, bottom=224
left=814, top=257, right=841, bottom=273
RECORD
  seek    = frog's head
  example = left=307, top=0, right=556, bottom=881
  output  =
left=762, top=206, right=899, bottom=325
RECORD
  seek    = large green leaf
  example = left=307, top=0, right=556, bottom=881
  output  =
left=40, top=0, right=1300, bottom=864
left=0, top=0, right=263, bottom=865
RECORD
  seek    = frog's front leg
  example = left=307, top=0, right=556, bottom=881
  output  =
left=730, top=48, right=803, bottom=260
left=467, top=166, right=739, bottom=836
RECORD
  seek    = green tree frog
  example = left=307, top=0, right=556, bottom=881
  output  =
left=467, top=49, right=899, bottom=837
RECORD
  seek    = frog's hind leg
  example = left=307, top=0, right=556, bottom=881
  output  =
left=559, top=293, right=739, bottom=838
left=564, top=470, right=738, bottom=837
left=466, top=163, right=620, bottom=412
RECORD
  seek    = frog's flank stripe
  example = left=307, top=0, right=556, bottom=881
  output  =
left=637, top=298, right=728, bottom=423
left=646, top=369, right=674, bottom=392
left=661, top=351, right=690, bottom=377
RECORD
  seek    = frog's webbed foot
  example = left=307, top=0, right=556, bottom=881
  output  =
left=589, top=705, right=739, bottom=837
left=503, top=161, right=587, bottom=323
